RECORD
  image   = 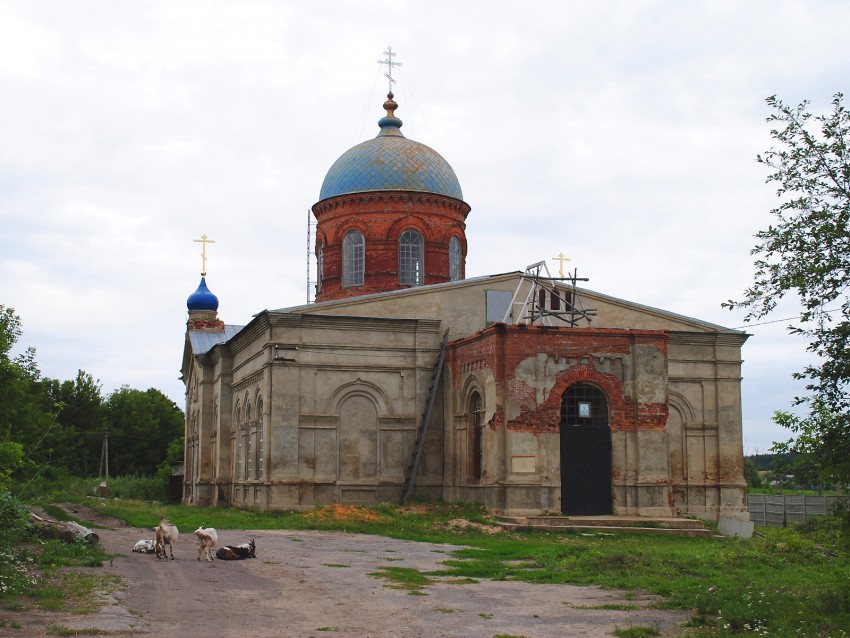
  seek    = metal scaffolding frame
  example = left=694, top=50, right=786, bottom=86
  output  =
left=502, top=261, right=597, bottom=327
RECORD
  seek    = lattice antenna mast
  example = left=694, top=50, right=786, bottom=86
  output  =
left=378, top=46, right=402, bottom=94
left=306, top=209, right=316, bottom=303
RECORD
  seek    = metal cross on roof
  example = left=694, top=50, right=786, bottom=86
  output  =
left=193, top=234, right=216, bottom=276
left=378, top=46, right=402, bottom=93
left=552, top=252, right=572, bottom=278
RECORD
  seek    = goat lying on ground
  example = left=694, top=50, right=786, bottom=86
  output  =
left=154, top=519, right=179, bottom=560
left=132, top=539, right=156, bottom=553
left=215, top=538, right=256, bottom=560
left=194, top=526, right=218, bottom=562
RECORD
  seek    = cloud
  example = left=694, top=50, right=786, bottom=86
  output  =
left=0, top=0, right=845, bottom=451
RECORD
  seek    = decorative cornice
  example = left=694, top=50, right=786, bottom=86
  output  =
left=232, top=370, right=264, bottom=394
left=667, top=331, right=748, bottom=347
left=297, top=314, right=441, bottom=334
left=312, top=190, right=470, bottom=216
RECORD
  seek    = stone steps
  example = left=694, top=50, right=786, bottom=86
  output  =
left=498, top=515, right=714, bottom=538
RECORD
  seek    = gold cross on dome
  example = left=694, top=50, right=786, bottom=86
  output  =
left=378, top=46, right=402, bottom=93
left=552, top=252, right=571, bottom=278
left=193, top=234, right=216, bottom=276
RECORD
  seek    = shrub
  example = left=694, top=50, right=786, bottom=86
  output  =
left=0, top=491, right=30, bottom=545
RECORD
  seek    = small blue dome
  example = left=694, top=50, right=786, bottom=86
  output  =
left=318, top=94, right=463, bottom=201
left=187, top=277, right=219, bottom=312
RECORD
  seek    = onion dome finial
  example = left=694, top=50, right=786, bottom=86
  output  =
left=378, top=92, right=403, bottom=133
left=187, top=277, right=219, bottom=312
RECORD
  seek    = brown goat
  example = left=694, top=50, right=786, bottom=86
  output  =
left=154, top=519, right=179, bottom=560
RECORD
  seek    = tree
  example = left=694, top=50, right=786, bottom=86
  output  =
left=771, top=404, right=839, bottom=492
left=2, top=304, right=184, bottom=483
left=40, top=371, right=105, bottom=476
left=103, top=387, right=184, bottom=476
left=726, top=93, right=850, bottom=484
left=0, top=305, right=56, bottom=483
left=743, top=456, right=763, bottom=489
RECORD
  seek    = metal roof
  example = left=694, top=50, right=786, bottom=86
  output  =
left=318, top=106, right=463, bottom=202
left=188, top=324, right=244, bottom=355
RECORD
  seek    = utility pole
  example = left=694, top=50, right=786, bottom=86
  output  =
left=99, top=431, right=109, bottom=480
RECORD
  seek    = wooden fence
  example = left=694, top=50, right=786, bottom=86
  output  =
left=747, top=494, right=849, bottom=527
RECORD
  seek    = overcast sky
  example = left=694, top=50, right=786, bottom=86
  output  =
left=1, top=0, right=846, bottom=452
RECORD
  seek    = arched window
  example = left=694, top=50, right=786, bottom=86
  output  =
left=449, top=236, right=461, bottom=281
left=192, top=416, right=199, bottom=482
left=235, top=405, right=243, bottom=480
left=399, top=229, right=423, bottom=286
left=561, top=383, right=608, bottom=426
left=256, top=396, right=264, bottom=480
left=343, top=231, right=364, bottom=287
left=212, top=404, right=219, bottom=479
left=316, top=241, right=324, bottom=294
left=245, top=396, right=253, bottom=480
left=470, top=392, right=483, bottom=480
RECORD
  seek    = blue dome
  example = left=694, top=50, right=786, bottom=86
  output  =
left=318, top=95, right=463, bottom=201
left=187, top=277, right=219, bottom=312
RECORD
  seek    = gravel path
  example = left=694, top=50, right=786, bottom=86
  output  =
left=2, top=505, right=690, bottom=637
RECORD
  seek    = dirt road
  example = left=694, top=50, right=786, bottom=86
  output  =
left=3, top=506, right=690, bottom=637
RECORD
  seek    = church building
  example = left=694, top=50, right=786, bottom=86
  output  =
left=181, top=83, right=750, bottom=522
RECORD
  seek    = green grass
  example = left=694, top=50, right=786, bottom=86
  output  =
left=612, top=626, right=661, bottom=638
left=565, top=603, right=646, bottom=611
left=432, top=529, right=850, bottom=635
left=0, top=540, right=115, bottom=624
left=368, top=565, right=434, bottom=595
left=6, top=491, right=850, bottom=637
left=46, top=626, right=111, bottom=636
left=17, top=475, right=169, bottom=504
left=89, top=497, right=494, bottom=538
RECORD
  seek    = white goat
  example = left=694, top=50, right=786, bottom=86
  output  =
left=132, top=539, right=156, bottom=554
left=193, top=525, right=218, bottom=562
left=154, top=518, right=179, bottom=560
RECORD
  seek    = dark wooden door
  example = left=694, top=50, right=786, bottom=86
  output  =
left=560, top=383, right=612, bottom=515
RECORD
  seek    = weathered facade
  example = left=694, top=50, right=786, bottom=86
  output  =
left=181, top=90, right=749, bottom=522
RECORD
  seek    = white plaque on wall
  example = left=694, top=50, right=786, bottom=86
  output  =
left=511, top=455, right=536, bottom=473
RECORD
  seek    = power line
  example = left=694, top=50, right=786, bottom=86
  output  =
left=734, top=306, right=843, bottom=330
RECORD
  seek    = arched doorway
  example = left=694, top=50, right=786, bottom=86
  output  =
left=560, top=382, right=612, bottom=515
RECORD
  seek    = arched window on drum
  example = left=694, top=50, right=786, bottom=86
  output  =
left=343, top=230, right=364, bottom=287
left=399, top=229, right=423, bottom=286
left=449, top=236, right=461, bottom=281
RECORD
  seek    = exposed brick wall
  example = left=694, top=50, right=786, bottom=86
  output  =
left=448, top=323, right=669, bottom=434
left=312, top=191, right=470, bottom=301
left=187, top=311, right=225, bottom=333
left=528, top=364, right=628, bottom=432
